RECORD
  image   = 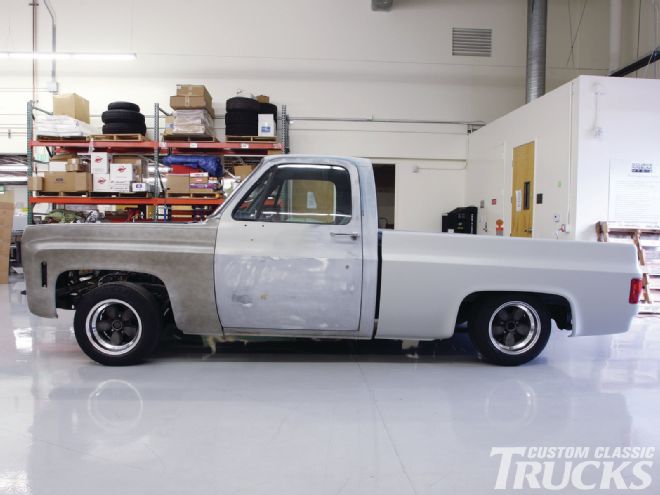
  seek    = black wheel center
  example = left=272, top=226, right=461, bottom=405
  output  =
left=112, top=320, right=123, bottom=331
left=506, top=321, right=517, bottom=332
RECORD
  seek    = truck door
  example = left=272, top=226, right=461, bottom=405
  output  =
left=215, top=162, right=363, bottom=332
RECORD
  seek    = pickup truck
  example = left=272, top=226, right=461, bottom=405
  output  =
left=22, top=155, right=642, bottom=366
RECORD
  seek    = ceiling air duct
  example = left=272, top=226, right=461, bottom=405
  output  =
left=526, top=0, right=547, bottom=103
left=372, top=0, right=393, bottom=11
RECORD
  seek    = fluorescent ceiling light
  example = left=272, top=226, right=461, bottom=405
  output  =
left=0, top=176, right=28, bottom=183
left=3, top=52, right=136, bottom=61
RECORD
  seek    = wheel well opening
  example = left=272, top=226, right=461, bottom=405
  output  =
left=55, top=270, right=171, bottom=316
left=456, top=291, right=573, bottom=330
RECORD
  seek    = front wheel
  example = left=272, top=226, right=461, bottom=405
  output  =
left=73, top=282, right=162, bottom=366
left=468, top=294, right=551, bottom=366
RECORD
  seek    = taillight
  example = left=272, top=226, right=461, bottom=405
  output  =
left=629, top=278, right=643, bottom=304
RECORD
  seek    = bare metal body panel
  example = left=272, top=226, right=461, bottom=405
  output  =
left=213, top=155, right=378, bottom=338
left=22, top=221, right=222, bottom=335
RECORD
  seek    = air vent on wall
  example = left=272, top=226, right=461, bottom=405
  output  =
left=452, top=28, right=492, bottom=57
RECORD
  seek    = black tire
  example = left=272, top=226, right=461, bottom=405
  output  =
left=225, top=96, right=259, bottom=113
left=73, top=282, right=162, bottom=366
left=108, top=101, right=140, bottom=112
left=102, top=122, right=147, bottom=135
left=225, top=111, right=258, bottom=125
left=101, top=109, right=145, bottom=125
left=225, top=123, right=258, bottom=136
left=468, top=293, right=551, bottom=366
left=258, top=102, right=277, bottom=121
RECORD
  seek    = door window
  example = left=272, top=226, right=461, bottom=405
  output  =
left=233, top=164, right=352, bottom=225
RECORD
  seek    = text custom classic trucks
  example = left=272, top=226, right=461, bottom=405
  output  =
left=22, top=155, right=642, bottom=366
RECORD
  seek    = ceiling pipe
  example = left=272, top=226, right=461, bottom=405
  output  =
left=609, top=49, right=660, bottom=76
left=525, top=0, right=547, bottom=103
left=609, top=0, right=622, bottom=72
left=42, top=0, right=58, bottom=92
left=372, top=0, right=393, bottom=12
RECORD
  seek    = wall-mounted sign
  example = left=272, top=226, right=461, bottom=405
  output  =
left=608, top=159, right=660, bottom=226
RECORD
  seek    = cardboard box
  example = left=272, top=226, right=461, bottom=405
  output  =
left=68, top=157, right=84, bottom=171
left=258, top=114, right=276, bottom=137
left=92, top=174, right=111, bottom=192
left=0, top=203, right=12, bottom=217
left=233, top=165, right=254, bottom=178
left=166, top=175, right=190, bottom=194
left=35, top=162, right=50, bottom=173
left=92, top=174, right=131, bottom=193
left=112, top=156, right=144, bottom=180
left=256, top=95, right=270, bottom=103
left=170, top=95, right=214, bottom=117
left=43, top=172, right=91, bottom=193
left=110, top=163, right=140, bottom=181
left=51, top=153, right=77, bottom=161
left=190, top=172, right=209, bottom=184
left=49, top=160, right=82, bottom=172
left=189, top=182, right=211, bottom=189
left=53, top=93, right=90, bottom=123
left=0, top=190, right=14, bottom=204
left=90, top=152, right=110, bottom=174
left=28, top=176, right=43, bottom=191
left=176, top=84, right=211, bottom=100
left=110, top=180, right=131, bottom=193
left=189, top=186, right=216, bottom=195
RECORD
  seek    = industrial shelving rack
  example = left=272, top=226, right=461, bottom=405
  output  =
left=26, top=101, right=289, bottom=224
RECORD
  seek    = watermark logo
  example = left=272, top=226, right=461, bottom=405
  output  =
left=491, top=447, right=655, bottom=490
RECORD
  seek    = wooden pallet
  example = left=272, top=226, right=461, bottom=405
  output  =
left=36, top=135, right=90, bottom=142
left=89, top=192, right=150, bottom=198
left=35, top=191, right=90, bottom=197
left=166, top=192, right=223, bottom=199
left=91, top=133, right=145, bottom=142
left=597, top=221, right=660, bottom=311
left=225, top=135, right=278, bottom=142
left=163, top=134, right=217, bottom=142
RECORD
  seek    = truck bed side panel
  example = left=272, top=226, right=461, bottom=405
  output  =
left=377, top=231, right=639, bottom=340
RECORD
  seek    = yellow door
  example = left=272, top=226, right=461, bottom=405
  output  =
left=511, top=142, right=535, bottom=238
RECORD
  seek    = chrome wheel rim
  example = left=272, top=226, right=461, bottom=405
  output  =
left=85, top=299, right=142, bottom=356
left=488, top=301, right=541, bottom=355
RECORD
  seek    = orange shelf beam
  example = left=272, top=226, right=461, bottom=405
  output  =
left=29, top=196, right=223, bottom=206
left=29, top=140, right=282, bottom=152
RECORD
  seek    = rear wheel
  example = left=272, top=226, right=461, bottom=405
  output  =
left=73, top=282, right=162, bottom=366
left=468, top=294, right=550, bottom=366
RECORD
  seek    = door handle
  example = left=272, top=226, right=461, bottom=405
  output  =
left=330, top=232, right=360, bottom=240
left=524, top=228, right=533, bottom=233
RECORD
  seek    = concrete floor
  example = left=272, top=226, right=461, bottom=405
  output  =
left=1, top=275, right=659, bottom=495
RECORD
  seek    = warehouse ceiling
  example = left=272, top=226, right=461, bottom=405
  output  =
left=372, top=0, right=394, bottom=11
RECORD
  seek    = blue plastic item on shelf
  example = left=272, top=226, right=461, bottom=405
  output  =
left=162, top=155, right=223, bottom=177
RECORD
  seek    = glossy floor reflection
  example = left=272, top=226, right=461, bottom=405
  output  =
left=1, top=275, right=660, bottom=494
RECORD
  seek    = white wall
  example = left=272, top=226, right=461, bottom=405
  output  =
left=0, top=0, right=633, bottom=230
left=573, top=75, right=660, bottom=239
left=465, top=80, right=576, bottom=239
left=466, top=75, right=660, bottom=241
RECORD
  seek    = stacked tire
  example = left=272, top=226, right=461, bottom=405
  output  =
left=259, top=102, right=277, bottom=123
left=224, top=97, right=259, bottom=137
left=101, top=102, right=146, bottom=136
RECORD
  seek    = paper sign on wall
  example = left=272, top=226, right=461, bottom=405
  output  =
left=515, top=190, right=522, bottom=212
left=608, top=159, right=660, bottom=227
